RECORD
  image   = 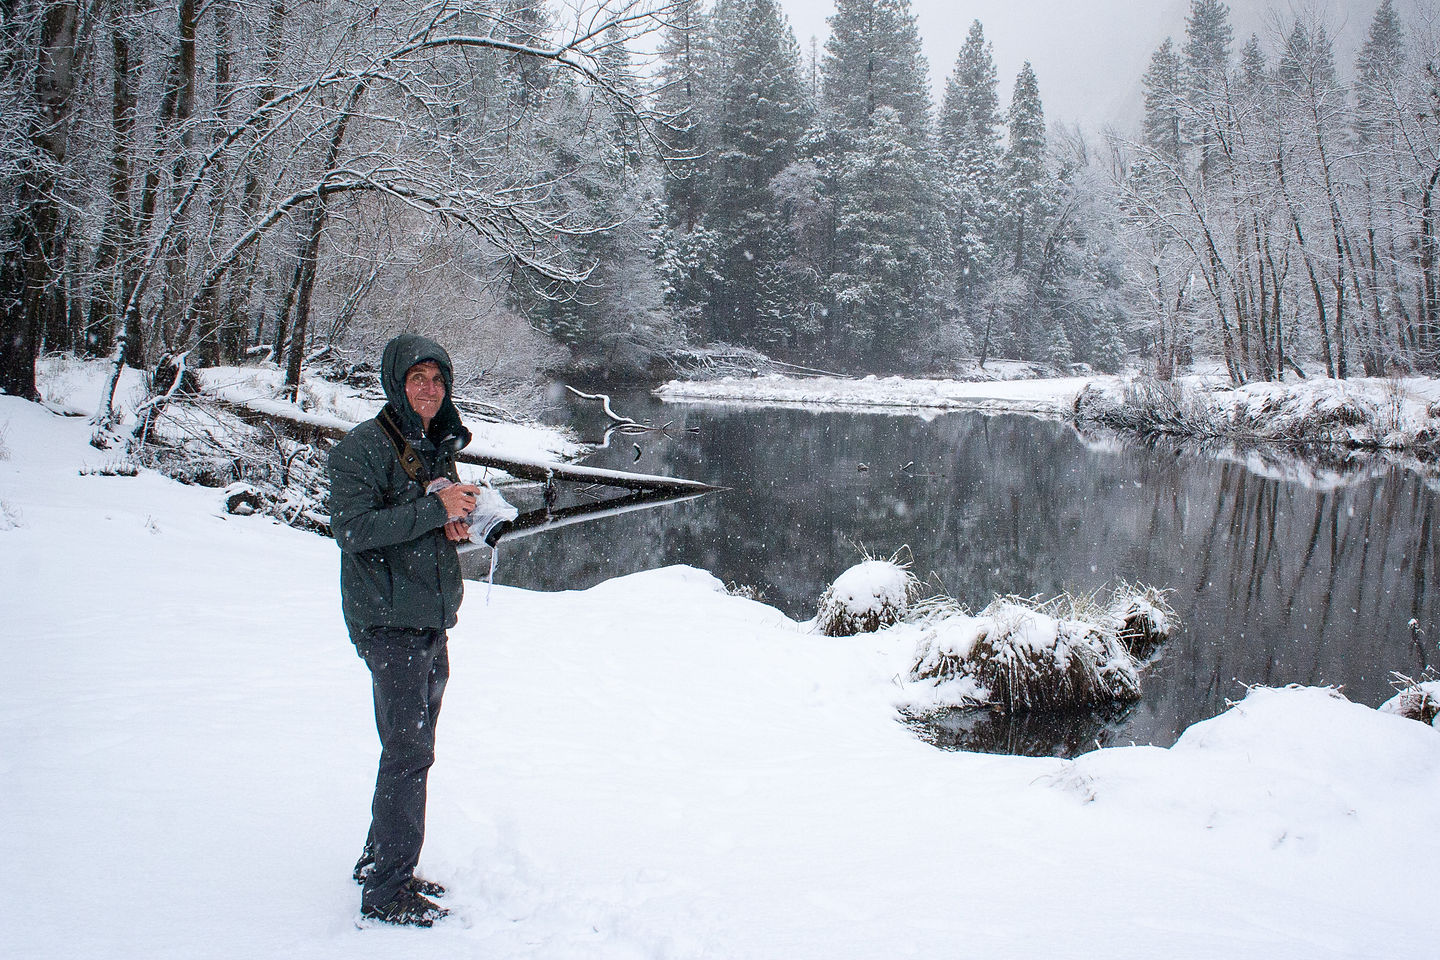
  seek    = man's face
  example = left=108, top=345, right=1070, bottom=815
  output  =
left=404, top=360, right=445, bottom=426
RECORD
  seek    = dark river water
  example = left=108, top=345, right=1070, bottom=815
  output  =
left=467, top=391, right=1440, bottom=755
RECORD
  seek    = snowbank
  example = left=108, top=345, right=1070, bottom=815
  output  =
left=3, top=387, right=1439, bottom=959
left=656, top=371, right=1095, bottom=417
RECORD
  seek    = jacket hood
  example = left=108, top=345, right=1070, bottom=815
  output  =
left=380, top=334, right=471, bottom=453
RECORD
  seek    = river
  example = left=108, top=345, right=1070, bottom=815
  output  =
left=466, top=390, right=1440, bottom=756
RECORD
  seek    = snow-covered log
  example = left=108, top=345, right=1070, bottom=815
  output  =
left=209, top=395, right=720, bottom=495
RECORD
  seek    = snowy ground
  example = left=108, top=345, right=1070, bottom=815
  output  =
left=4, top=377, right=1440, bottom=958
left=36, top=353, right=582, bottom=465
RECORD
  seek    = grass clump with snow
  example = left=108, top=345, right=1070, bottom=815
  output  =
left=901, top=586, right=1176, bottom=715
left=1379, top=671, right=1440, bottom=727
left=1111, top=582, right=1175, bottom=661
left=815, top=550, right=920, bottom=637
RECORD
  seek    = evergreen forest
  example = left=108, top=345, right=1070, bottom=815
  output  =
left=5, top=0, right=1440, bottom=398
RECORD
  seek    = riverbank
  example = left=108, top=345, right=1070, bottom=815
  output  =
left=3, top=373, right=1440, bottom=957
left=659, top=367, right=1440, bottom=462
left=1073, top=373, right=1440, bottom=459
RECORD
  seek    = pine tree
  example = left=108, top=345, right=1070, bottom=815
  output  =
left=938, top=22, right=1000, bottom=162
left=654, top=0, right=709, bottom=230
left=520, top=35, right=677, bottom=375
left=1277, top=20, right=1338, bottom=94
left=986, top=62, right=1051, bottom=361
left=699, top=0, right=812, bottom=348
left=816, top=0, right=949, bottom=367
left=821, top=0, right=931, bottom=148
left=1142, top=38, right=1183, bottom=164
left=829, top=106, right=952, bottom=366
left=1002, top=62, right=1047, bottom=274
left=1354, top=0, right=1404, bottom=143
left=1183, top=0, right=1233, bottom=102
left=938, top=21, right=1003, bottom=309
left=1239, top=33, right=1266, bottom=89
left=1182, top=0, right=1233, bottom=180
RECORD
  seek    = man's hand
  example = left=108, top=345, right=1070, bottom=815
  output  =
left=443, top=520, right=470, bottom=542
left=434, top=482, right=481, bottom=520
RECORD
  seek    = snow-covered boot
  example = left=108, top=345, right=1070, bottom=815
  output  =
left=354, top=850, right=446, bottom=898
left=352, top=849, right=375, bottom=884
left=359, top=889, right=449, bottom=927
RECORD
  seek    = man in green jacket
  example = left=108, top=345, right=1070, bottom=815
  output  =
left=328, top=333, right=483, bottom=927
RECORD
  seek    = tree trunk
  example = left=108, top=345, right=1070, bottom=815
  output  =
left=1278, top=149, right=1336, bottom=378
left=282, top=84, right=366, bottom=400
left=1418, top=163, right=1440, bottom=369
left=158, top=0, right=198, bottom=351
left=87, top=0, right=142, bottom=364
left=0, top=1, right=84, bottom=401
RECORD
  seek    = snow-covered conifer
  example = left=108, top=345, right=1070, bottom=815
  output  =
left=1001, top=62, right=1047, bottom=275
left=1142, top=38, right=1183, bottom=165
left=820, top=0, right=931, bottom=148
left=938, top=21, right=1003, bottom=312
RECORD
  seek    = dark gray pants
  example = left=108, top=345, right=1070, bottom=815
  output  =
left=352, top=625, right=449, bottom=910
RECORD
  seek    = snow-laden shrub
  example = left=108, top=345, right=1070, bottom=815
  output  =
left=0, top=419, right=9, bottom=460
left=908, top=597, right=1141, bottom=713
left=0, top=498, right=21, bottom=531
left=1379, top=672, right=1440, bottom=727
left=1110, top=583, right=1176, bottom=661
left=815, top=555, right=920, bottom=637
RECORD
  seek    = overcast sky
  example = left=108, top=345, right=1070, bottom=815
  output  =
left=777, top=0, right=1396, bottom=133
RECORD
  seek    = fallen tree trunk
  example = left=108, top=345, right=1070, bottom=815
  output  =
left=458, top=489, right=710, bottom=551
left=207, top=395, right=722, bottom=495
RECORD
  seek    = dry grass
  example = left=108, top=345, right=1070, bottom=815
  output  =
left=78, top=460, right=140, bottom=478
left=1074, top=379, right=1221, bottom=438
left=1379, top=671, right=1440, bottom=726
left=0, top=420, right=9, bottom=460
left=725, top=581, right=766, bottom=602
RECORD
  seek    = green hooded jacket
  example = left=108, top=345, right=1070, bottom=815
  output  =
left=328, top=334, right=473, bottom=632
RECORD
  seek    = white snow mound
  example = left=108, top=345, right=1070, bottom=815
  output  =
left=814, top=559, right=917, bottom=636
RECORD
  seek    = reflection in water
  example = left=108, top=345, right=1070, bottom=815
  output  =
left=909, top=703, right=1138, bottom=758
left=470, top=393, right=1440, bottom=753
